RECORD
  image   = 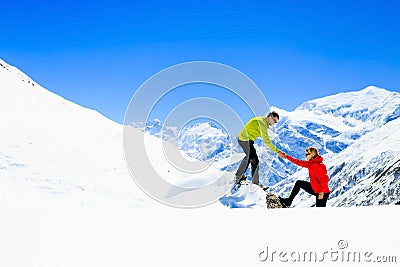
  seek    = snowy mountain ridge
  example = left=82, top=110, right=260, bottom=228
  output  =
left=297, top=86, right=400, bottom=126
left=271, top=115, right=400, bottom=207
left=135, top=86, right=400, bottom=206
left=131, top=119, right=235, bottom=162
left=0, top=58, right=150, bottom=208
left=137, top=86, right=400, bottom=186
left=1, top=57, right=399, bottom=208
left=0, top=58, right=36, bottom=87
left=263, top=87, right=400, bottom=184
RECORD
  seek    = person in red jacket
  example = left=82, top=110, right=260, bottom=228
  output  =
left=278, top=146, right=330, bottom=207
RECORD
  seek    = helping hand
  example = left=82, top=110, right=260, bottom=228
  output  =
left=278, top=151, right=287, bottom=159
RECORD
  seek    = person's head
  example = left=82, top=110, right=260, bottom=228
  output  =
left=305, top=146, right=319, bottom=160
left=267, top=111, right=279, bottom=126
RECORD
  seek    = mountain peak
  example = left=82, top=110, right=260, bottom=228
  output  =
left=360, top=85, right=389, bottom=94
left=0, top=58, right=36, bottom=87
left=295, top=86, right=400, bottom=126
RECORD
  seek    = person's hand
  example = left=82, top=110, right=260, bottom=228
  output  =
left=278, top=151, right=287, bottom=159
left=318, top=192, right=324, bottom=200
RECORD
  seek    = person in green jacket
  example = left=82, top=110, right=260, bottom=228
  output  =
left=235, top=111, right=284, bottom=186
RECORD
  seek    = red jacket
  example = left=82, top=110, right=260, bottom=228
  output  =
left=286, top=155, right=330, bottom=193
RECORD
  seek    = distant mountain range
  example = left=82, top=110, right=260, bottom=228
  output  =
left=134, top=86, right=400, bottom=207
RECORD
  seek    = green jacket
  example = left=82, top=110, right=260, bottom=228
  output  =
left=238, top=116, right=279, bottom=153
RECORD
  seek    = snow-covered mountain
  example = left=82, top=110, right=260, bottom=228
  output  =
left=130, top=119, right=179, bottom=143
left=0, top=58, right=149, bottom=208
left=2, top=58, right=399, bottom=267
left=258, top=87, right=400, bottom=206
left=135, top=87, right=400, bottom=185
left=296, top=86, right=400, bottom=127
left=2, top=57, right=399, bottom=208
left=176, top=121, right=233, bottom=162
left=132, top=119, right=236, bottom=162
left=261, top=87, right=400, bottom=184
left=0, top=58, right=238, bottom=209
left=271, top=116, right=400, bottom=207
left=136, top=86, right=400, bottom=207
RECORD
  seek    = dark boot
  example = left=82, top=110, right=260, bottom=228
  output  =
left=278, top=197, right=292, bottom=208
left=234, top=175, right=247, bottom=184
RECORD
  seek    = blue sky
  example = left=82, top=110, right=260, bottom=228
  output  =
left=1, top=0, right=400, bottom=124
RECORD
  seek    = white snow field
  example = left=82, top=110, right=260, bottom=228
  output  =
left=0, top=59, right=398, bottom=266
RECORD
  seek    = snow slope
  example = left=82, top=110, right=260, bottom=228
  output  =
left=0, top=58, right=150, bottom=208
left=0, top=58, right=253, bottom=209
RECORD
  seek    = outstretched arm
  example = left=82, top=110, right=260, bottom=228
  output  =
left=261, top=132, right=279, bottom=153
left=259, top=121, right=279, bottom=153
left=285, top=155, right=312, bottom=168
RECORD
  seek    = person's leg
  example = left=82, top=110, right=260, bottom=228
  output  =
left=234, top=140, right=251, bottom=181
left=285, top=180, right=315, bottom=206
left=248, top=141, right=260, bottom=185
left=316, top=192, right=330, bottom=207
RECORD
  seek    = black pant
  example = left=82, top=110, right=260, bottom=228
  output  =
left=235, top=140, right=259, bottom=184
left=288, top=180, right=330, bottom=207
